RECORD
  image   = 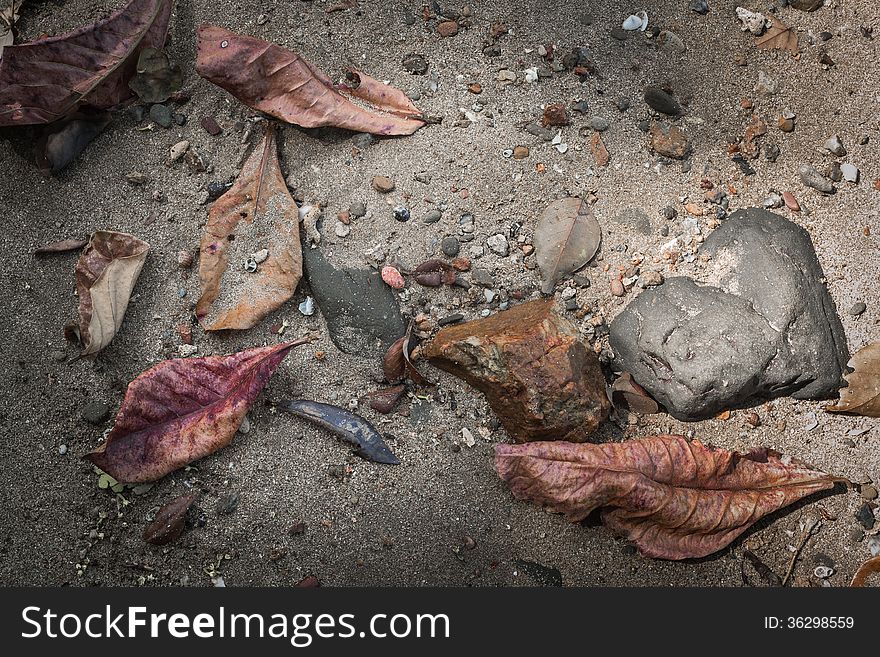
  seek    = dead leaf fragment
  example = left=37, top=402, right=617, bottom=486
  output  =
left=495, top=435, right=839, bottom=559
left=196, top=125, right=302, bottom=331
left=365, top=385, right=407, bottom=414
left=195, top=25, right=426, bottom=136
left=0, top=0, right=174, bottom=125
left=73, top=230, right=150, bottom=356
left=0, top=0, right=23, bottom=61
left=826, top=342, right=880, bottom=416
left=383, top=323, right=427, bottom=385
left=413, top=259, right=457, bottom=287
left=86, top=339, right=310, bottom=483
left=143, top=491, right=199, bottom=545
left=128, top=47, right=182, bottom=103
left=590, top=132, right=609, bottom=167
left=34, top=237, right=88, bottom=255
left=755, top=14, right=798, bottom=55
left=534, top=197, right=601, bottom=294
left=610, top=372, right=659, bottom=414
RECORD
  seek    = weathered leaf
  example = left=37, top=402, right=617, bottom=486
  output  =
left=196, top=125, right=303, bottom=331
left=277, top=399, right=400, bottom=464
left=851, top=555, right=880, bottom=587
left=826, top=342, right=880, bottom=416
left=73, top=230, right=149, bottom=356
left=128, top=47, right=182, bottom=103
left=413, top=259, right=457, bottom=287
left=143, top=490, right=198, bottom=545
left=534, top=197, right=601, bottom=294
left=0, top=0, right=174, bottom=126
left=755, top=14, right=798, bottom=55
left=383, top=322, right=427, bottom=385
left=0, top=0, right=23, bottom=61
left=295, top=575, right=321, bottom=587
left=610, top=372, right=659, bottom=414
left=195, top=25, right=426, bottom=136
left=35, top=110, right=111, bottom=173
left=365, top=384, right=407, bottom=414
left=34, top=237, right=88, bottom=255
left=86, top=339, right=311, bottom=483
left=495, top=435, right=839, bottom=560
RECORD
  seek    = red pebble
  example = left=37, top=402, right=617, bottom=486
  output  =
left=381, top=265, right=405, bottom=290
left=782, top=191, right=800, bottom=212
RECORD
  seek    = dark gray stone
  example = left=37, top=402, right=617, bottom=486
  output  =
left=441, top=236, right=461, bottom=257
left=610, top=208, right=849, bottom=420
left=81, top=401, right=110, bottom=424
left=644, top=86, right=681, bottom=115
left=149, top=104, right=172, bottom=128
left=302, top=248, right=406, bottom=356
left=613, top=207, right=652, bottom=234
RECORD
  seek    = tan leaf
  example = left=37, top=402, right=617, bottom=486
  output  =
left=34, top=237, right=88, bottom=255
left=826, top=342, right=880, bottom=416
left=610, top=372, right=659, bottom=414
left=755, top=14, right=798, bottom=56
left=196, top=124, right=303, bottom=331
left=851, top=555, right=880, bottom=587
left=495, top=435, right=840, bottom=559
left=534, top=197, right=601, bottom=294
left=73, top=230, right=149, bottom=356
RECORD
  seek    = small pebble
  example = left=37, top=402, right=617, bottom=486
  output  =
left=840, top=162, right=859, bottom=183
left=860, top=485, right=878, bottom=501
left=799, top=164, right=833, bottom=193
left=299, top=296, right=316, bottom=316
left=824, top=135, right=846, bottom=156
left=216, top=492, right=240, bottom=515
left=349, top=201, right=367, bottom=218
left=81, top=401, right=110, bottom=425
left=169, top=140, right=189, bottom=162
left=610, top=279, right=625, bottom=297
left=849, top=301, right=867, bottom=316
left=393, top=206, right=411, bottom=222
left=149, top=103, right=172, bottom=128
left=441, top=236, right=461, bottom=257
left=782, top=191, right=800, bottom=211
left=438, top=313, right=464, bottom=326
left=486, top=234, right=509, bottom=257
left=371, top=175, right=395, bottom=193
left=200, top=116, right=222, bottom=135
left=334, top=221, right=350, bottom=237
left=402, top=53, right=428, bottom=75
left=381, top=266, right=405, bottom=290
left=512, top=145, right=530, bottom=159
left=58, top=444, right=68, bottom=455
left=644, top=86, right=681, bottom=115
left=423, top=209, right=443, bottom=224
left=590, top=116, right=610, bottom=132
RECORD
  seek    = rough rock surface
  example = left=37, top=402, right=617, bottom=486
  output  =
left=302, top=247, right=405, bottom=356
left=610, top=208, right=849, bottom=420
left=424, top=299, right=611, bottom=442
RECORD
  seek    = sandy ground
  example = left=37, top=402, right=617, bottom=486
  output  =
left=0, top=0, right=878, bottom=587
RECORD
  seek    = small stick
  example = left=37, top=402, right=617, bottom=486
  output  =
left=782, top=517, right=820, bottom=586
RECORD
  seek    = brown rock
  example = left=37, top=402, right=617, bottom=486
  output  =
left=590, top=132, right=610, bottom=167
left=424, top=299, right=611, bottom=442
left=777, top=116, right=795, bottom=132
left=541, top=103, right=570, bottom=126
left=467, top=83, right=482, bottom=94
left=512, top=145, right=529, bottom=159
left=371, top=175, right=395, bottom=193
left=782, top=191, right=800, bottom=211
left=648, top=121, right=690, bottom=159
left=437, top=21, right=459, bottom=37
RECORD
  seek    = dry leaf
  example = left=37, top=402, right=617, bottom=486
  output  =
left=826, top=342, right=880, bottom=416
left=495, top=435, right=839, bottom=559
left=590, top=132, right=609, bottom=166
left=128, top=47, right=182, bottom=103
left=741, top=114, right=767, bottom=159
left=610, top=372, right=659, bottom=414
left=534, top=197, right=601, bottom=294
left=413, top=259, right=457, bottom=287
left=755, top=14, right=798, bottom=55
left=196, top=125, right=303, bottom=331
left=383, top=322, right=427, bottom=384
left=33, top=237, right=88, bottom=255
left=0, top=0, right=174, bottom=125
left=0, top=0, right=23, bottom=61
left=143, top=491, right=199, bottom=545
left=196, top=25, right=426, bottom=136
left=850, top=555, right=880, bottom=587
left=86, top=339, right=311, bottom=483
left=365, top=385, right=407, bottom=414
left=72, top=230, right=149, bottom=356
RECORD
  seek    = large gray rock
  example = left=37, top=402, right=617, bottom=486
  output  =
left=610, top=208, right=849, bottom=420
left=302, top=248, right=405, bottom=356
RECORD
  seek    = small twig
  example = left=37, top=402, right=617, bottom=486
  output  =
left=782, top=517, right=820, bottom=586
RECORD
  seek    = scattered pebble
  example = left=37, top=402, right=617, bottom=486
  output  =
left=371, top=175, right=395, bottom=193
left=402, top=53, right=428, bottom=75
left=861, top=485, right=878, bottom=501
left=824, top=135, right=846, bottom=156
left=299, top=296, right=316, bottom=316
left=512, top=145, right=530, bottom=159
left=200, top=116, right=222, bottom=135
left=393, top=206, right=411, bottom=222
left=841, top=162, right=859, bottom=183
left=169, top=140, right=189, bottom=162
left=349, top=201, right=367, bottom=218
left=58, top=444, right=68, bottom=455
left=441, top=236, right=461, bottom=257
left=177, top=250, right=194, bottom=268
left=690, top=0, right=709, bottom=14
left=381, top=265, right=405, bottom=290
left=590, top=116, right=610, bottom=132
left=610, top=279, right=625, bottom=297
left=149, top=103, right=172, bottom=128
left=81, top=401, right=110, bottom=425
left=423, top=209, right=442, bottom=224
left=437, top=20, right=459, bottom=38
left=782, top=191, right=800, bottom=211
left=486, top=234, right=509, bottom=257
left=799, top=165, right=833, bottom=193
left=849, top=301, right=867, bottom=316
left=334, top=221, right=350, bottom=237
left=644, top=86, right=681, bottom=115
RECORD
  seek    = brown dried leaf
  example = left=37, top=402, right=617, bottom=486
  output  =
left=850, top=555, right=880, bottom=587
left=143, top=491, right=199, bottom=545
left=590, top=132, right=609, bottom=167
left=741, top=114, right=767, bottom=159
left=755, top=14, right=798, bottom=56
left=495, top=435, right=839, bottom=559
left=826, top=342, right=880, bottom=416
left=610, top=372, right=659, bottom=414
left=365, top=385, right=407, bottom=414
left=86, top=339, right=311, bottom=483
left=534, top=197, right=601, bottom=294
left=0, top=0, right=23, bottom=61
left=195, top=25, right=426, bottom=136
left=0, top=0, right=174, bottom=125
left=413, top=259, right=457, bottom=287
left=73, top=230, right=150, bottom=356
left=383, top=323, right=427, bottom=384
left=196, top=125, right=303, bottom=331
left=34, top=237, right=88, bottom=255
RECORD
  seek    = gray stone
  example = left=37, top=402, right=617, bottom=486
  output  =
left=423, top=209, right=443, bottom=223
left=643, top=86, right=681, bottom=115
left=441, top=236, right=461, bottom=257
left=790, top=0, right=823, bottom=11
left=799, top=165, right=833, bottom=193
left=486, top=233, right=510, bottom=256
left=471, top=268, right=494, bottom=287
left=351, top=133, right=376, bottom=149
left=349, top=202, right=367, bottom=218
left=82, top=401, right=110, bottom=424
left=610, top=208, right=849, bottom=420
left=302, top=248, right=406, bottom=356
left=824, top=135, right=846, bottom=156
left=849, top=301, right=867, bottom=316
left=841, top=162, right=859, bottom=183
left=590, top=116, right=610, bottom=131
left=613, top=207, right=652, bottom=234
left=149, top=104, right=173, bottom=128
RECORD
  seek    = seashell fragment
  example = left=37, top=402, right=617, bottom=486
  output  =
left=622, top=11, right=648, bottom=31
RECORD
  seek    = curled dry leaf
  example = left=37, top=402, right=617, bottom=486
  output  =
left=0, top=0, right=174, bottom=125
left=826, top=342, right=880, bottom=417
left=295, top=575, right=321, bottom=587
left=0, top=0, right=23, bottom=61
left=495, top=435, right=839, bottom=559
left=143, top=490, right=199, bottom=545
left=365, top=384, right=407, bottom=414
left=610, top=372, right=659, bottom=414
left=196, top=25, right=426, bottom=136
left=534, top=197, right=601, bottom=294
left=850, top=555, right=880, bottom=587
left=35, top=110, right=111, bottom=173
left=72, top=230, right=149, bottom=356
left=128, top=47, right=182, bottom=103
left=383, top=322, right=427, bottom=385
left=196, top=125, right=303, bottom=331
left=85, top=339, right=311, bottom=483
left=755, top=14, right=798, bottom=56
left=277, top=399, right=400, bottom=464
left=34, top=237, right=88, bottom=255
left=413, top=259, right=457, bottom=287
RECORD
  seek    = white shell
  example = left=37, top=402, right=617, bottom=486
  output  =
left=622, top=11, right=648, bottom=31
left=251, top=248, right=269, bottom=263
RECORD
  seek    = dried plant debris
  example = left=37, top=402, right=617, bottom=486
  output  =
left=534, top=197, right=601, bottom=294
left=826, top=342, right=880, bottom=417
left=277, top=399, right=400, bottom=464
left=495, top=435, right=840, bottom=559
left=143, top=491, right=199, bottom=545
left=70, top=230, right=149, bottom=356
left=851, top=555, right=880, bottom=587
left=0, top=0, right=174, bottom=125
left=128, top=47, right=182, bottom=103
left=86, top=339, right=311, bottom=483
left=196, top=25, right=426, bottom=136
left=196, top=125, right=303, bottom=331
left=610, top=372, right=660, bottom=414
left=383, top=322, right=428, bottom=385
left=755, top=14, right=799, bottom=55
left=33, top=237, right=88, bottom=255
left=0, top=0, right=24, bottom=60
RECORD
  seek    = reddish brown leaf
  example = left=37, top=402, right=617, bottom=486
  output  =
left=825, top=342, right=880, bottom=417
left=413, top=259, right=456, bottom=287
left=34, top=238, right=88, bottom=255
left=0, top=0, right=174, bottom=125
left=365, top=385, right=407, bottom=414
left=590, top=132, right=609, bottom=167
left=73, top=230, right=150, bottom=356
left=295, top=575, right=321, bottom=587
left=495, top=435, right=839, bottom=559
left=195, top=25, right=426, bottom=136
left=143, top=491, right=199, bottom=545
left=610, top=372, right=659, bottom=414
left=755, top=14, right=798, bottom=56
left=85, top=338, right=312, bottom=483
left=383, top=337, right=406, bottom=382
left=850, top=555, right=880, bottom=587
left=196, top=125, right=303, bottom=331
